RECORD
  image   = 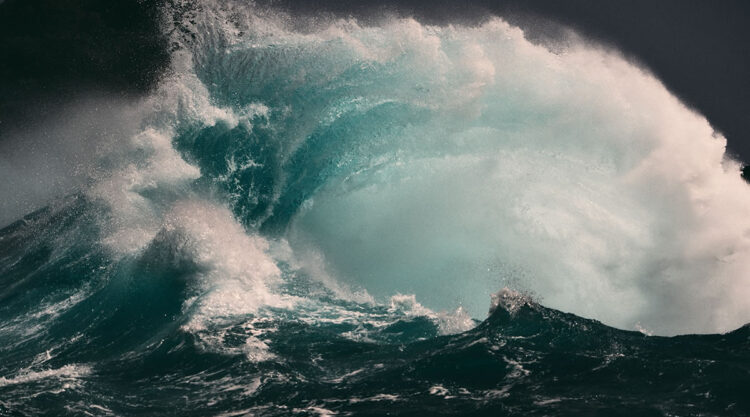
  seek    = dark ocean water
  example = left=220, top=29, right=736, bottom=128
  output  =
left=1, top=1, right=749, bottom=415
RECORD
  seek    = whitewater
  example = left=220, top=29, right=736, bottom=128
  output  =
left=0, top=1, right=749, bottom=415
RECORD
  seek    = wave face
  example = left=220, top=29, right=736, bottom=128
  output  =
left=1, top=1, right=749, bottom=415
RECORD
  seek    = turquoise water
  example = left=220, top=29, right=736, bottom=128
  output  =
left=1, top=1, right=749, bottom=415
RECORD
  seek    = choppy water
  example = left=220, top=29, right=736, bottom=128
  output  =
left=1, top=1, right=749, bottom=415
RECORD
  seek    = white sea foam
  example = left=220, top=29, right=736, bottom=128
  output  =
left=0, top=364, right=91, bottom=388
left=388, top=294, right=476, bottom=334
left=489, top=288, right=532, bottom=316
left=0, top=289, right=90, bottom=344
left=292, top=406, right=339, bottom=416
left=154, top=201, right=297, bottom=359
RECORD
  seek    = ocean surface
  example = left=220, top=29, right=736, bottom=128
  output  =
left=1, top=1, right=749, bottom=415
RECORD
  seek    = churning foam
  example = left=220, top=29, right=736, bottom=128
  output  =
left=0, top=364, right=91, bottom=388
left=165, top=201, right=296, bottom=328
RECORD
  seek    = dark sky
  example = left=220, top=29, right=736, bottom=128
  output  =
left=0, top=0, right=169, bottom=135
left=1, top=0, right=749, bottom=162
left=504, top=0, right=750, bottom=165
